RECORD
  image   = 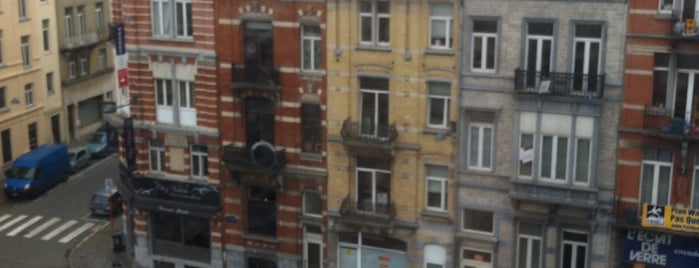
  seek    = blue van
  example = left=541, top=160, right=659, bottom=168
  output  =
left=4, top=144, right=71, bottom=198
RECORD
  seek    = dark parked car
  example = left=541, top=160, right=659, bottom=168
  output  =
left=90, top=188, right=123, bottom=216
left=86, top=131, right=109, bottom=158
left=68, top=147, right=90, bottom=173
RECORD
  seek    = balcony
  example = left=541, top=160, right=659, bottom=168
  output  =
left=61, top=32, right=100, bottom=50
left=340, top=118, right=398, bottom=159
left=514, top=69, right=605, bottom=100
left=230, top=64, right=282, bottom=100
left=671, top=9, right=699, bottom=40
left=338, top=197, right=395, bottom=228
left=221, top=143, right=286, bottom=175
left=642, top=106, right=699, bottom=139
left=509, top=179, right=598, bottom=209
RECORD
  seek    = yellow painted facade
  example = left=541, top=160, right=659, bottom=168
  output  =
left=327, top=1, right=458, bottom=266
left=0, top=0, right=65, bottom=164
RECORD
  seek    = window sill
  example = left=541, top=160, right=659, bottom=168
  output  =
left=421, top=209, right=451, bottom=222
left=0, top=108, right=9, bottom=114
left=148, top=36, right=195, bottom=43
left=300, top=215, right=322, bottom=226
left=422, top=127, right=451, bottom=134
left=425, top=48, right=455, bottom=56
left=19, top=18, right=30, bottom=23
left=356, top=45, right=392, bottom=52
left=298, top=70, right=324, bottom=79
left=655, top=13, right=673, bottom=20
left=299, top=152, right=323, bottom=161
left=243, top=233, right=278, bottom=244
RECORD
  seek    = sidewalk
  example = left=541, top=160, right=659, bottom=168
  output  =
left=68, top=216, right=136, bottom=268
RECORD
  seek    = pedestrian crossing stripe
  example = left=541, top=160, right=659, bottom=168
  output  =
left=0, top=214, right=102, bottom=243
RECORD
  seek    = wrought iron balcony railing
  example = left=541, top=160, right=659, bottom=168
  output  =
left=339, top=197, right=395, bottom=226
left=61, top=32, right=100, bottom=50
left=514, top=69, right=605, bottom=99
left=340, top=118, right=397, bottom=145
left=221, top=143, right=286, bottom=174
left=230, top=63, right=282, bottom=99
left=509, top=179, right=598, bottom=209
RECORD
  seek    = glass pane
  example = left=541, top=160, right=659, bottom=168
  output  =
left=304, top=192, right=322, bottom=215
left=429, top=98, right=445, bottom=126
left=360, top=1, right=371, bottom=12
left=192, top=155, right=200, bottom=175
left=541, top=40, right=551, bottom=74
left=377, top=93, right=389, bottom=136
left=531, top=240, right=541, bottom=268
left=483, top=128, right=492, bottom=168
left=302, top=39, right=311, bottom=69
left=555, top=137, right=568, bottom=180
left=640, top=164, right=654, bottom=205
left=576, top=245, right=587, bottom=268
left=486, top=37, right=496, bottom=69
left=432, top=20, right=446, bottom=39
left=357, top=170, right=373, bottom=211
left=378, top=17, right=390, bottom=43
left=176, top=2, right=184, bottom=35
left=152, top=2, right=161, bottom=35
left=518, top=238, right=528, bottom=268
left=427, top=180, right=441, bottom=208
left=162, top=2, right=171, bottom=35
left=541, top=136, right=553, bottom=178
left=360, top=92, right=376, bottom=135
left=575, top=139, right=591, bottom=183
left=469, top=127, right=479, bottom=167
left=474, top=20, right=497, bottom=33
left=308, top=242, right=321, bottom=268
left=427, top=165, right=448, bottom=177
left=658, top=166, right=671, bottom=205
left=376, top=172, right=391, bottom=213
left=462, top=209, right=493, bottom=232
left=165, top=81, right=173, bottom=105
left=562, top=244, right=573, bottom=268
left=473, top=36, right=483, bottom=68
left=186, top=3, right=192, bottom=36
left=361, top=16, right=372, bottom=42
left=576, top=25, right=602, bottom=38
left=313, top=39, right=321, bottom=69
left=377, top=1, right=390, bottom=13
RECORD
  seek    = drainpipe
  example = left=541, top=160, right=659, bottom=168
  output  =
left=452, top=1, right=465, bottom=268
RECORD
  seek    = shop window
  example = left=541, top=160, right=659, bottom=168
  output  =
left=151, top=211, right=210, bottom=263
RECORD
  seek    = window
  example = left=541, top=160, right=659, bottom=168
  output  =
left=68, top=56, right=77, bottom=78
left=0, top=30, right=4, bottom=64
left=18, top=0, right=27, bottom=19
left=24, top=83, right=33, bottom=106
left=356, top=158, right=391, bottom=214
left=2, top=129, right=11, bottom=164
left=77, top=6, right=85, bottom=39
left=149, top=140, right=166, bottom=172
left=98, top=49, right=107, bottom=71
left=95, top=3, right=104, bottom=31
left=79, top=54, right=88, bottom=76
left=659, top=0, right=673, bottom=13
left=427, top=82, right=450, bottom=129
left=360, top=77, right=389, bottom=137
left=692, top=157, right=699, bottom=209
left=462, top=248, right=493, bottom=268
left=540, top=135, right=568, bottom=182
left=462, top=208, right=493, bottom=233
left=303, top=224, right=322, bottom=268
left=652, top=53, right=669, bottom=107
left=640, top=148, right=672, bottom=207
left=517, top=222, right=543, bottom=268
left=0, top=87, right=6, bottom=109
left=178, top=81, right=194, bottom=108
left=152, top=0, right=192, bottom=38
left=519, top=133, right=534, bottom=177
left=28, top=123, right=37, bottom=149
left=429, top=4, right=452, bottom=49
left=425, top=165, right=448, bottom=211
left=301, top=103, right=322, bottom=154
left=248, top=187, right=276, bottom=236
left=471, top=20, right=497, bottom=73
left=190, top=144, right=208, bottom=178
left=42, top=20, right=50, bottom=52
left=155, top=79, right=174, bottom=107
left=673, top=60, right=699, bottom=123
left=359, top=0, right=390, bottom=46
left=467, top=111, right=494, bottom=171
left=572, top=24, right=603, bottom=93
left=46, top=72, right=54, bottom=95
left=303, top=191, right=322, bottom=217
left=151, top=212, right=210, bottom=263
left=65, top=8, right=74, bottom=39
left=424, top=245, right=446, bottom=268
left=21, top=36, right=30, bottom=68
left=302, top=25, right=321, bottom=71
left=524, top=22, right=553, bottom=88
left=561, top=231, right=587, bottom=268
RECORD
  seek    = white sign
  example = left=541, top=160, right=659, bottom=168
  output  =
left=116, top=54, right=129, bottom=70
left=105, top=178, right=114, bottom=191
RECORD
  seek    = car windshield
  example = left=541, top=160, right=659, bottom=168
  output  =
left=5, top=166, right=35, bottom=180
left=88, top=133, right=104, bottom=143
left=93, top=195, right=110, bottom=204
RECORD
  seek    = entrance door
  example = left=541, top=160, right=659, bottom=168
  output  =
left=28, top=122, right=37, bottom=149
left=51, top=115, right=60, bottom=143
left=67, top=105, right=75, bottom=140
left=304, top=236, right=322, bottom=268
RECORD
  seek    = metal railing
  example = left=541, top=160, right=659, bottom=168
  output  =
left=61, top=32, right=99, bottom=49
left=339, top=197, right=395, bottom=224
left=514, top=69, right=605, bottom=99
left=221, top=144, right=286, bottom=173
left=340, top=118, right=397, bottom=145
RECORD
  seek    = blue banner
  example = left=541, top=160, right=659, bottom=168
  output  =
left=113, top=23, right=125, bottom=55
left=624, top=229, right=699, bottom=267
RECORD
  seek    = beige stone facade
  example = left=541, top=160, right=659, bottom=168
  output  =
left=326, top=1, right=458, bottom=267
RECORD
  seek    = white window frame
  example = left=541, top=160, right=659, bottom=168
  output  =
left=24, top=84, right=33, bottom=106
left=42, top=19, right=50, bottom=52
left=174, top=0, right=192, bottom=38
left=461, top=247, right=493, bottom=268
left=65, top=8, right=74, bottom=39
left=424, top=244, right=446, bottom=268
left=79, top=54, right=88, bottom=76
left=303, top=191, right=322, bottom=218
left=301, top=25, right=321, bottom=71
left=355, top=166, right=391, bottom=214
left=77, top=6, right=86, bottom=39
left=640, top=154, right=672, bottom=207
left=425, top=165, right=448, bottom=211
left=68, top=56, right=77, bottom=78
left=539, top=135, right=568, bottom=182
left=524, top=22, right=553, bottom=75
left=560, top=231, right=588, bottom=268
left=149, top=141, right=165, bottom=173
left=190, top=144, right=208, bottom=178
left=95, top=3, right=104, bottom=31
left=359, top=0, right=390, bottom=46
left=572, top=24, right=603, bottom=92
left=471, top=20, right=497, bottom=73
left=155, top=78, right=174, bottom=124
left=178, top=80, right=196, bottom=127
left=427, top=84, right=451, bottom=129
left=98, top=49, right=106, bottom=70
left=517, top=222, right=543, bottom=268
left=151, top=0, right=171, bottom=37
left=468, top=122, right=494, bottom=171
left=18, top=0, right=27, bottom=19
left=21, top=36, right=30, bottom=68
left=429, top=3, right=453, bottom=50
left=659, top=0, right=673, bottom=14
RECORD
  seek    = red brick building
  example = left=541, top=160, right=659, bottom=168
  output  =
left=617, top=0, right=699, bottom=266
left=113, top=0, right=327, bottom=267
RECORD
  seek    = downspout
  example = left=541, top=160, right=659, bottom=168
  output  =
left=452, top=1, right=465, bottom=268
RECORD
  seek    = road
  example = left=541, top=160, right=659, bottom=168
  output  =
left=0, top=154, right=118, bottom=267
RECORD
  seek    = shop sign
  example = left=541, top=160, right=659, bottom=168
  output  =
left=642, top=203, right=699, bottom=233
left=624, top=229, right=699, bottom=267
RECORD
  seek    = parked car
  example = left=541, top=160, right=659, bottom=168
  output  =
left=90, top=188, right=123, bottom=216
left=68, top=147, right=91, bottom=173
left=86, top=130, right=109, bottom=158
left=4, top=144, right=71, bottom=199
